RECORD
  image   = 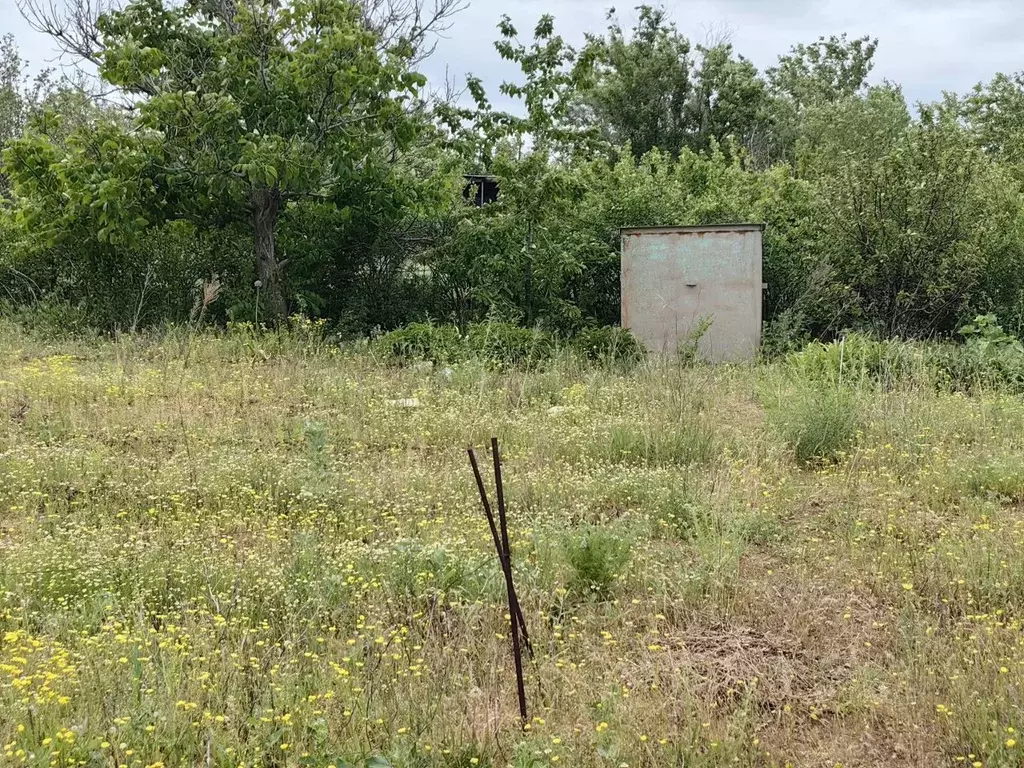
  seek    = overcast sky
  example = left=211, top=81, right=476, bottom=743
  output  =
left=5, top=0, right=1024, bottom=108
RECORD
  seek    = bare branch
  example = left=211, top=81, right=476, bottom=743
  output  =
left=357, top=0, right=467, bottom=64
left=17, top=0, right=118, bottom=68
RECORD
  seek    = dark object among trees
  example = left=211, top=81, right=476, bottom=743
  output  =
left=463, top=175, right=499, bottom=206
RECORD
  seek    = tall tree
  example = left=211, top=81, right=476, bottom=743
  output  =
left=961, top=72, right=1024, bottom=176
left=578, top=6, right=692, bottom=159
left=0, top=34, right=54, bottom=196
left=689, top=42, right=768, bottom=156
left=767, top=33, right=878, bottom=109
left=6, top=0, right=426, bottom=320
left=795, top=83, right=911, bottom=178
left=764, top=33, right=878, bottom=164
left=574, top=7, right=770, bottom=161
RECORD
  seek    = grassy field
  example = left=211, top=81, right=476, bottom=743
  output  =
left=2, top=323, right=1024, bottom=768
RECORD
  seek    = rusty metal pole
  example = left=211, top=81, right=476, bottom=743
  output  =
left=468, top=448, right=532, bottom=655
left=490, top=437, right=528, bottom=724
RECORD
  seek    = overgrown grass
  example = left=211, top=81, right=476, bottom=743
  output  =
left=2, top=322, right=1024, bottom=766
left=769, top=385, right=860, bottom=465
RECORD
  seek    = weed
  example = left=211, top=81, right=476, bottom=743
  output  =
left=564, top=527, right=632, bottom=599
left=607, top=421, right=718, bottom=466
left=770, top=385, right=859, bottom=464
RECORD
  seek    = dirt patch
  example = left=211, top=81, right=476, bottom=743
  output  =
left=675, top=623, right=849, bottom=714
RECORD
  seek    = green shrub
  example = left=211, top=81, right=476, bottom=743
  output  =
left=787, top=332, right=917, bottom=388
left=677, top=315, right=714, bottom=364
left=772, top=386, right=859, bottom=465
left=374, top=321, right=648, bottom=371
left=572, top=326, right=645, bottom=365
left=2, top=220, right=253, bottom=331
left=0, top=299, right=95, bottom=340
left=466, top=321, right=555, bottom=367
left=373, top=323, right=466, bottom=364
left=564, top=527, right=631, bottom=599
left=786, top=320, right=1024, bottom=396
left=655, top=488, right=713, bottom=541
left=923, top=316, right=1024, bottom=394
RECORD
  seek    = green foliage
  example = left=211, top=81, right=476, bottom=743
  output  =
left=373, top=321, right=646, bottom=370
left=961, top=72, right=1024, bottom=181
left=785, top=321, right=1024, bottom=396
left=787, top=333, right=917, bottom=387
left=0, top=218, right=251, bottom=329
left=5, top=5, right=1024, bottom=347
left=815, top=121, right=1024, bottom=338
left=578, top=6, right=692, bottom=159
left=795, top=85, right=912, bottom=178
left=771, top=386, right=859, bottom=465
left=373, top=323, right=465, bottom=365
left=768, top=34, right=878, bottom=109
left=465, top=322, right=555, bottom=367
left=564, top=527, right=631, bottom=599
left=959, top=313, right=1023, bottom=352
left=571, top=326, right=645, bottom=364
left=4, top=0, right=427, bottom=321
left=676, top=315, right=714, bottom=364
left=576, top=7, right=770, bottom=161
left=925, top=315, right=1024, bottom=393
left=690, top=43, right=769, bottom=158
left=0, top=299, right=93, bottom=340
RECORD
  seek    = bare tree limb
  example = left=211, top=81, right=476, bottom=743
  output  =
left=357, top=0, right=468, bottom=64
left=16, top=0, right=117, bottom=68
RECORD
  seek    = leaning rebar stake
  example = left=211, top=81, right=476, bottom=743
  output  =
left=468, top=448, right=532, bottom=654
left=467, top=438, right=530, bottom=725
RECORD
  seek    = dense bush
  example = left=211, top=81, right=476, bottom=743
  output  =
left=927, top=315, right=1024, bottom=393
left=785, top=318, right=1024, bottom=394
left=787, top=332, right=918, bottom=387
left=466, top=321, right=555, bottom=367
left=4, top=3, right=1024, bottom=348
left=571, top=326, right=646, bottom=364
left=372, top=323, right=465, bottom=364
left=0, top=220, right=253, bottom=330
left=373, top=321, right=646, bottom=369
left=813, top=123, right=1024, bottom=338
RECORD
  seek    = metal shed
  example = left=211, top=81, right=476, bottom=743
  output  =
left=621, top=224, right=764, bottom=362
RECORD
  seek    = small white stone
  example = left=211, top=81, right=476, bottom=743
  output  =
left=388, top=398, right=421, bottom=408
left=547, top=405, right=567, bottom=415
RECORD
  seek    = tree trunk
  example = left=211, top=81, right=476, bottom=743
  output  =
left=251, top=186, right=287, bottom=322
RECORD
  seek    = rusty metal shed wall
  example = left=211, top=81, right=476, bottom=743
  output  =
left=621, top=224, right=764, bottom=362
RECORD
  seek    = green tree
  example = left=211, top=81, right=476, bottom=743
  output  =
left=961, top=72, right=1024, bottom=178
left=818, top=122, right=1024, bottom=337
left=432, top=14, right=599, bottom=329
left=0, top=34, right=55, bottom=196
left=768, top=33, right=877, bottom=109
left=795, top=83, right=911, bottom=178
left=575, top=7, right=769, bottom=161
left=765, top=33, right=878, bottom=164
left=689, top=42, right=769, bottom=156
left=5, top=0, right=425, bottom=321
left=577, top=6, right=692, bottom=159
